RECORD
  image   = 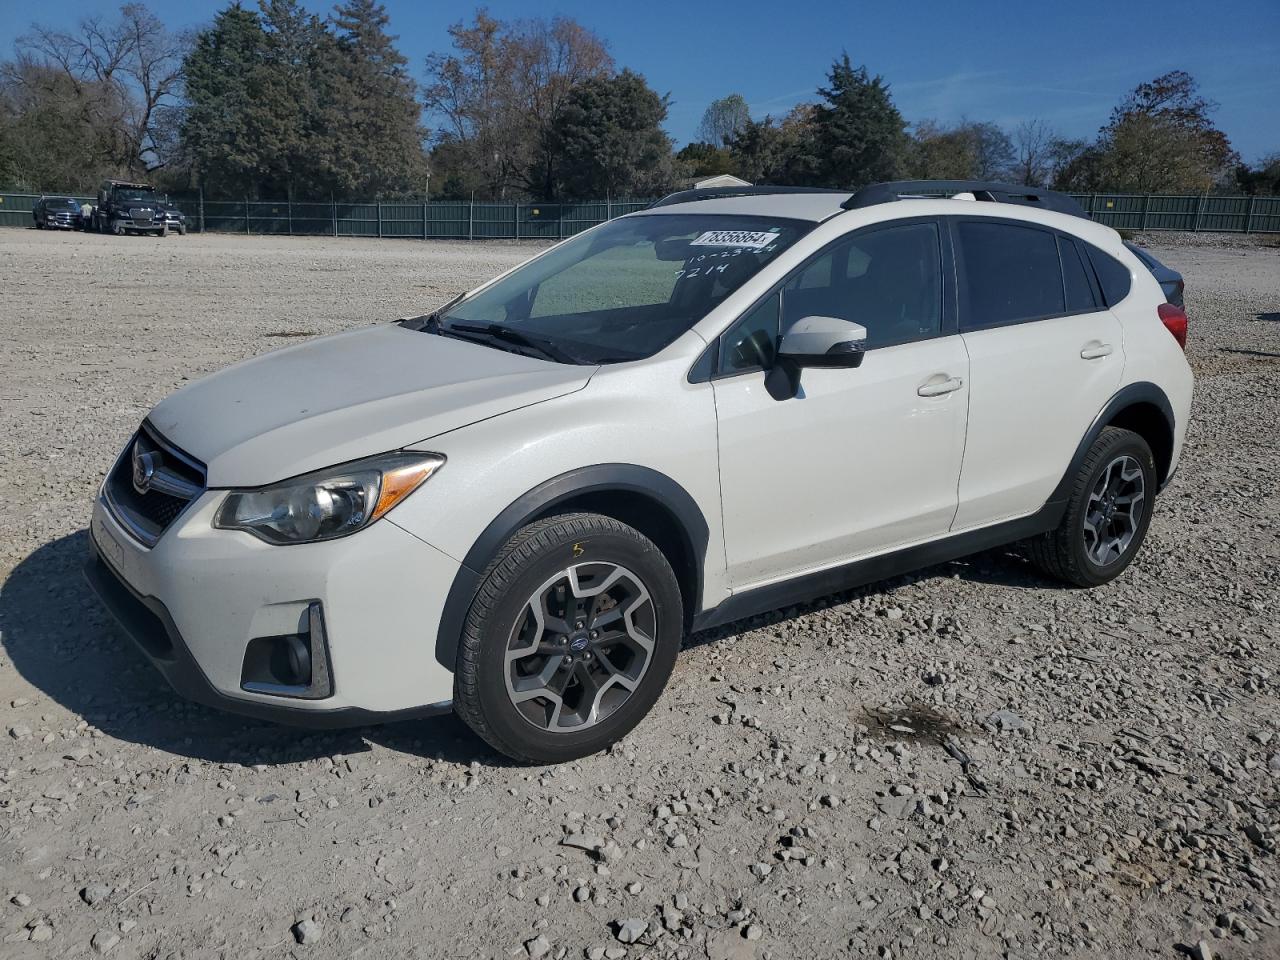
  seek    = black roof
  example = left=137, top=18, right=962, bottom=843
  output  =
left=842, top=180, right=1086, bottom=218
left=647, top=180, right=1087, bottom=219
left=648, top=186, right=850, bottom=208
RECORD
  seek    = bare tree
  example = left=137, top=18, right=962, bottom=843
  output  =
left=1014, top=118, right=1055, bottom=186
left=15, top=3, right=184, bottom=176
left=697, top=94, right=750, bottom=146
left=424, top=12, right=612, bottom=200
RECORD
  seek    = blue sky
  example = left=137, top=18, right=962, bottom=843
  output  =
left=18, top=0, right=1280, bottom=162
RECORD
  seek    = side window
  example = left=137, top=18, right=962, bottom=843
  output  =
left=781, top=221, right=942, bottom=349
left=957, top=220, right=1065, bottom=329
left=1086, top=246, right=1132, bottom=306
left=1058, top=236, right=1098, bottom=313
left=717, top=291, right=779, bottom=375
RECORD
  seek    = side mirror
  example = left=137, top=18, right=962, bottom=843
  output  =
left=764, top=316, right=867, bottom=400
left=777, top=316, right=868, bottom=368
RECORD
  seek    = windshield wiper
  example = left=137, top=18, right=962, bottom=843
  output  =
left=443, top=321, right=580, bottom=364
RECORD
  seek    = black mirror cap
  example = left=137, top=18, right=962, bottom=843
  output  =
left=784, top=340, right=865, bottom=369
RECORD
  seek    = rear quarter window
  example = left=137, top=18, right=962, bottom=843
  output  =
left=1086, top=246, right=1132, bottom=306
left=1058, top=236, right=1099, bottom=314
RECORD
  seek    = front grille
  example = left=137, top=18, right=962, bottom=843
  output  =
left=104, top=424, right=206, bottom=547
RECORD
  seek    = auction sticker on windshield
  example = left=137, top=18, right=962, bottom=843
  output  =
left=689, top=230, right=780, bottom=249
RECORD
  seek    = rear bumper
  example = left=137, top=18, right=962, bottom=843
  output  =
left=84, top=537, right=451, bottom=728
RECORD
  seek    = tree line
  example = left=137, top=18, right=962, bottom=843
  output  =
left=1, top=3, right=1276, bottom=201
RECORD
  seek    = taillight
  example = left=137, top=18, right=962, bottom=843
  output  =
left=1158, top=302, right=1187, bottom=350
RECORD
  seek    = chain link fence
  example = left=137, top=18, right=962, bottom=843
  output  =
left=3, top=190, right=1278, bottom=236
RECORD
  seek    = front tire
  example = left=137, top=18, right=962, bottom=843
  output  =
left=111, top=219, right=125, bottom=236
left=454, top=512, right=683, bottom=764
left=1025, top=426, right=1157, bottom=587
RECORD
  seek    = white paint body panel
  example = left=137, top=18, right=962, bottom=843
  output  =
left=90, top=490, right=460, bottom=711
left=953, top=308, right=1124, bottom=529
left=713, top=335, right=970, bottom=588
left=148, top=324, right=593, bottom=486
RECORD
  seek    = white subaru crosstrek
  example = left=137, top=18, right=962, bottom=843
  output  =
left=86, top=181, right=1193, bottom=763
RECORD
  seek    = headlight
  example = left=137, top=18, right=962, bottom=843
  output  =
left=213, top=452, right=444, bottom=545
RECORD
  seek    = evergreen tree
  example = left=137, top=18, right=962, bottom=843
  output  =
left=327, top=0, right=427, bottom=197
left=811, top=54, right=907, bottom=188
left=548, top=69, right=674, bottom=200
left=181, top=4, right=269, bottom=196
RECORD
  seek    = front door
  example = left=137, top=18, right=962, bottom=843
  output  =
left=712, top=219, right=970, bottom=590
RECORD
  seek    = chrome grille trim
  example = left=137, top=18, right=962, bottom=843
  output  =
left=103, top=422, right=207, bottom=548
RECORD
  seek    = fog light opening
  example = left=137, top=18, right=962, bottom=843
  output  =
left=240, top=602, right=333, bottom=700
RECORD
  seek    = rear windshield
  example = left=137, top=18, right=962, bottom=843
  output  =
left=440, top=214, right=812, bottom=364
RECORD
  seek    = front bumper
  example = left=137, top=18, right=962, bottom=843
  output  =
left=85, top=492, right=459, bottom=727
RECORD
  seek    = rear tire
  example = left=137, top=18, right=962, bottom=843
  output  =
left=454, top=512, right=683, bottom=764
left=1025, top=426, right=1156, bottom=587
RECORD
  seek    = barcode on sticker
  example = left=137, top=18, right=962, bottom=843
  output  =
left=688, top=230, right=780, bottom=249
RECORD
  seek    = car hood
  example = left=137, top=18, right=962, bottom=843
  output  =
left=147, top=324, right=594, bottom=487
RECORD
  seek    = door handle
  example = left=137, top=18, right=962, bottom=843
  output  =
left=917, top=376, right=964, bottom=397
left=1080, top=343, right=1114, bottom=360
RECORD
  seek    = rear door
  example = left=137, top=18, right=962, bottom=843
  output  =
left=951, top=218, right=1123, bottom=530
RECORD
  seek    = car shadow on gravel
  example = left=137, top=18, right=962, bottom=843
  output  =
left=0, top=531, right=502, bottom=767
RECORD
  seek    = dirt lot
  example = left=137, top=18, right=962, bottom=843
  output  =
left=1, top=229, right=1277, bottom=960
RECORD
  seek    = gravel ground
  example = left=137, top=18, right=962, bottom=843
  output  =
left=1, top=229, right=1277, bottom=960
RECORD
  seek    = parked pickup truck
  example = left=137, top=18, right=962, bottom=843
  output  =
left=91, top=180, right=168, bottom=236
left=33, top=196, right=84, bottom=229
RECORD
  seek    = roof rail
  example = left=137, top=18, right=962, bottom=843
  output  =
left=649, top=185, right=851, bottom=209
left=842, top=180, right=1087, bottom=218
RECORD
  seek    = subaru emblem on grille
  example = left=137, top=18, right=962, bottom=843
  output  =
left=132, top=447, right=162, bottom=494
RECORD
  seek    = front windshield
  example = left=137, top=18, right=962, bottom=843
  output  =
left=440, top=214, right=812, bottom=364
left=117, top=188, right=158, bottom=202
left=49, top=199, right=79, bottom=211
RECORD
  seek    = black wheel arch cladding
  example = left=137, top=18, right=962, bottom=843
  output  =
left=434, top=464, right=710, bottom=671
left=1048, top=381, right=1176, bottom=505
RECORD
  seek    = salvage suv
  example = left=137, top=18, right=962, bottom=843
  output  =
left=85, top=180, right=1193, bottom=763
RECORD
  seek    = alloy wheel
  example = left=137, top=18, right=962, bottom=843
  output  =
left=504, top=562, right=656, bottom=732
left=1083, top=454, right=1146, bottom=566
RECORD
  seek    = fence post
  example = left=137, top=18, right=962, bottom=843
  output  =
left=468, top=198, right=474, bottom=241
left=331, top=195, right=337, bottom=237
left=198, top=187, right=205, bottom=234
left=376, top=202, right=383, bottom=238
left=514, top=203, right=520, bottom=240
left=1192, top=194, right=1206, bottom=233
left=1243, top=195, right=1256, bottom=234
left=288, top=199, right=293, bottom=236
left=606, top=198, right=612, bottom=221
left=422, top=201, right=427, bottom=240
left=1139, top=193, right=1149, bottom=232
left=557, top=203, right=563, bottom=241
left=245, top=197, right=250, bottom=235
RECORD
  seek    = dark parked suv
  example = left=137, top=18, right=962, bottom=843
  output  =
left=92, top=180, right=168, bottom=236
left=33, top=197, right=82, bottom=230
